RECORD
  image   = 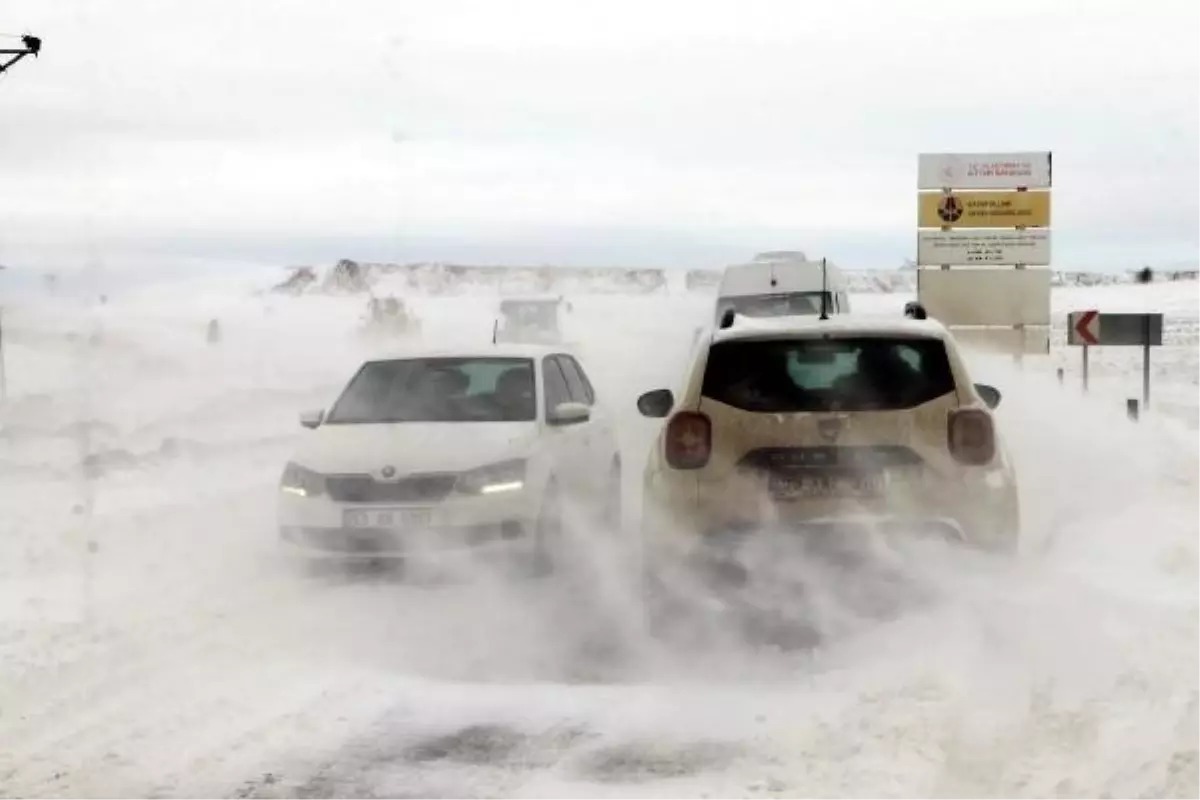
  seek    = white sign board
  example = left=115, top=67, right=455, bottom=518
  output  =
left=917, top=230, right=1051, bottom=266
left=918, top=152, right=1052, bottom=190
left=948, top=325, right=1051, bottom=357
left=917, top=266, right=1051, bottom=327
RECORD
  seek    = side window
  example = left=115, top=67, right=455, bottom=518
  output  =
left=556, top=355, right=595, bottom=405
left=541, top=357, right=571, bottom=415
left=570, top=357, right=597, bottom=404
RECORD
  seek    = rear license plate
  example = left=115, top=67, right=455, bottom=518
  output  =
left=769, top=471, right=885, bottom=500
left=343, top=508, right=433, bottom=530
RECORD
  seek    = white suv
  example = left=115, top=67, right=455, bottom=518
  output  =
left=636, top=308, right=1020, bottom=588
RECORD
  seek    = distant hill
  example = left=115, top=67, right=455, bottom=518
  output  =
left=269, top=259, right=1198, bottom=298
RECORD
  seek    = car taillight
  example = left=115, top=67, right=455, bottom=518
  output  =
left=948, top=409, right=995, bottom=466
left=665, top=411, right=712, bottom=470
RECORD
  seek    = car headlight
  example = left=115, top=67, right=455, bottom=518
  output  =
left=280, top=461, right=326, bottom=498
left=456, top=458, right=526, bottom=495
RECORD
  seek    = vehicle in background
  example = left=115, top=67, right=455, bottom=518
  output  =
left=690, top=252, right=852, bottom=347
left=360, top=295, right=422, bottom=339
left=494, top=296, right=571, bottom=345
left=637, top=304, right=1019, bottom=605
left=278, top=344, right=621, bottom=573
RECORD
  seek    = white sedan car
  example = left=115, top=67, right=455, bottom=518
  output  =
left=277, top=345, right=621, bottom=570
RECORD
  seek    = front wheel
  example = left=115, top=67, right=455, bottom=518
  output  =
left=599, top=460, right=622, bottom=533
left=526, top=481, right=563, bottom=577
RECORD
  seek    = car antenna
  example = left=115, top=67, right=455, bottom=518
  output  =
left=819, top=257, right=830, bottom=320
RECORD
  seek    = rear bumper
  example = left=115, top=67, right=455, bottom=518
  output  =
left=657, top=515, right=966, bottom=559
left=644, top=515, right=978, bottom=593
left=642, top=469, right=1018, bottom=554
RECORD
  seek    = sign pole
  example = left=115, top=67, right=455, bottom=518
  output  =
left=1082, top=344, right=1089, bottom=392
left=1143, top=315, right=1151, bottom=411
left=0, top=306, right=6, bottom=401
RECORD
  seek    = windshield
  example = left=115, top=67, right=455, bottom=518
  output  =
left=701, top=337, right=955, bottom=412
left=716, top=292, right=832, bottom=321
left=325, top=357, right=536, bottom=423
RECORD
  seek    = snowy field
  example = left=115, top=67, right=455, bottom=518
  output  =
left=0, top=277, right=1196, bottom=798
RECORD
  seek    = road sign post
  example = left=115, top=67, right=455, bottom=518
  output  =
left=1143, top=315, right=1151, bottom=410
left=1068, top=310, right=1163, bottom=412
left=0, top=306, right=6, bottom=401
left=1069, top=310, right=1099, bottom=392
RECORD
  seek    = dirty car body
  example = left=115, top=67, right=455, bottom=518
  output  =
left=637, top=311, right=1020, bottom=599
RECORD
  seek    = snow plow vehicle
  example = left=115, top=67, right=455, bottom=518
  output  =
left=360, top=296, right=422, bottom=339
left=494, top=296, right=571, bottom=345
left=636, top=305, right=1020, bottom=644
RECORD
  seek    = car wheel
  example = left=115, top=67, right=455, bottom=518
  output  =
left=600, top=459, right=622, bottom=532
left=528, top=480, right=563, bottom=577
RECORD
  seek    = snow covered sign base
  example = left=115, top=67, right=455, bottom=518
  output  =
left=917, top=266, right=1052, bottom=356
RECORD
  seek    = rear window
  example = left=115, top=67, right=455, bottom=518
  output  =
left=716, top=291, right=830, bottom=322
left=701, top=337, right=955, bottom=413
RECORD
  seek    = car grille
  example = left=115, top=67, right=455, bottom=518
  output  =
left=326, top=473, right=458, bottom=503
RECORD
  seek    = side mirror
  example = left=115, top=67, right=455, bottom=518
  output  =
left=974, top=384, right=1001, bottom=410
left=299, top=409, right=324, bottom=429
left=548, top=401, right=590, bottom=426
left=637, top=388, right=674, bottom=418
left=904, top=301, right=928, bottom=320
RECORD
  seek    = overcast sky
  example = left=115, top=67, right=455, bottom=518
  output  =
left=1, top=0, right=1197, bottom=275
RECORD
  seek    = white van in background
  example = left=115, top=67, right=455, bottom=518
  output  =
left=686, top=252, right=852, bottom=349
left=714, top=251, right=851, bottom=323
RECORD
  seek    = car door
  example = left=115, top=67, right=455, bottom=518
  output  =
left=541, top=355, right=589, bottom=495
left=556, top=354, right=615, bottom=487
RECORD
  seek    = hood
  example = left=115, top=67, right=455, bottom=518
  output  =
left=292, top=421, right=539, bottom=475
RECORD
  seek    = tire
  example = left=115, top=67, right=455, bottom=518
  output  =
left=600, top=459, right=622, bottom=532
left=528, top=480, right=563, bottom=577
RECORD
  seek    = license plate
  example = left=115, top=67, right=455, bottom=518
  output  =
left=343, top=507, right=433, bottom=530
left=769, top=471, right=885, bottom=500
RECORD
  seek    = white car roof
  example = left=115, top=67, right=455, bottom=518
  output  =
left=368, top=343, right=574, bottom=362
left=718, top=258, right=847, bottom=298
left=711, top=313, right=953, bottom=344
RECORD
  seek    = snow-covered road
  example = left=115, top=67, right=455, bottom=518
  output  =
left=0, top=280, right=1195, bottom=798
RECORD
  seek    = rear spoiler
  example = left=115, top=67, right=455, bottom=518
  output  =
left=720, top=302, right=930, bottom=330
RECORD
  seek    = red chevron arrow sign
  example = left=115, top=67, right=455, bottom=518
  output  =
left=1069, top=310, right=1100, bottom=346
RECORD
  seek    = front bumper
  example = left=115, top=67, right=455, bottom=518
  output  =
left=277, top=488, right=538, bottom=560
